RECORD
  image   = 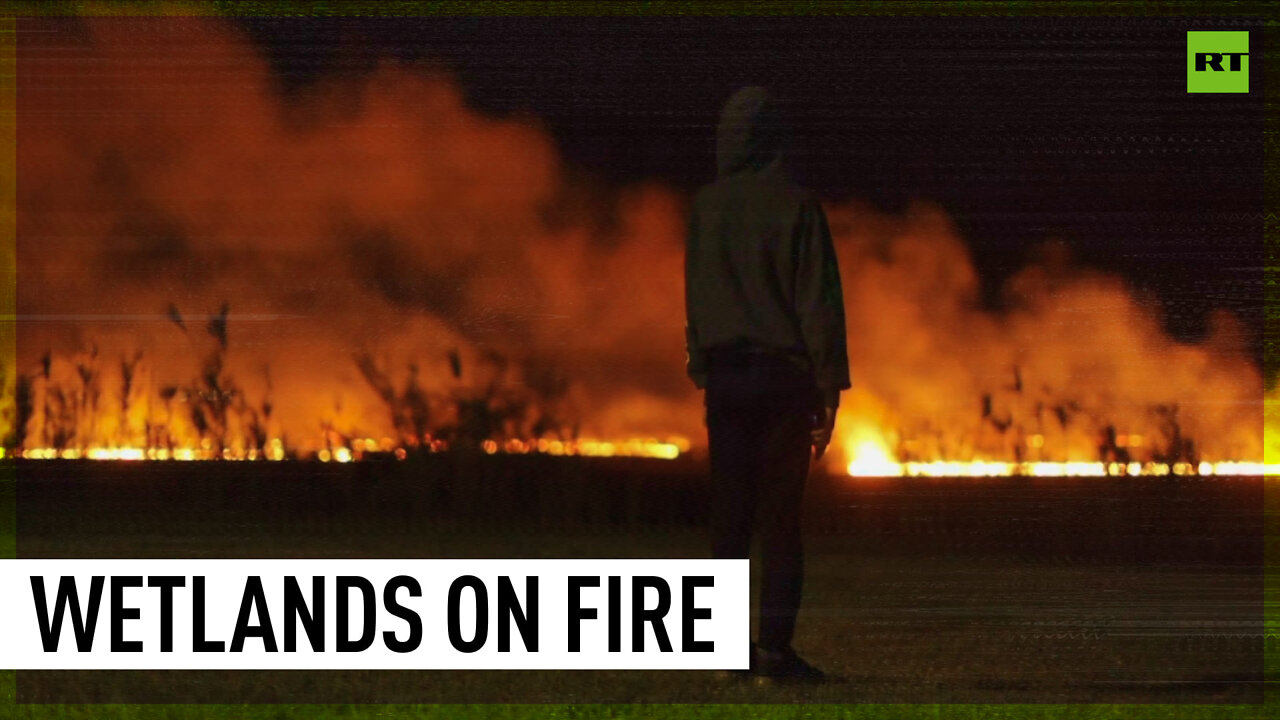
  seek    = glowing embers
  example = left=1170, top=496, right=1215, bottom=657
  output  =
left=15, top=435, right=691, bottom=463
left=844, top=458, right=1278, bottom=478
left=483, top=437, right=685, bottom=459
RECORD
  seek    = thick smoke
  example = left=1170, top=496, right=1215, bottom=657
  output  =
left=826, top=202, right=1261, bottom=468
left=9, top=16, right=1263, bottom=466
left=15, top=16, right=696, bottom=454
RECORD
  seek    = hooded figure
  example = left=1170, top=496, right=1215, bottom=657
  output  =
left=684, top=86, right=849, bottom=683
left=685, top=86, right=849, bottom=407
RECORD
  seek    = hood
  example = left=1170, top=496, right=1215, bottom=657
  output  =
left=715, top=86, right=786, bottom=177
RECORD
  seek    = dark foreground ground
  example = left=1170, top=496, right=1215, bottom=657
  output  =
left=5, top=455, right=1269, bottom=705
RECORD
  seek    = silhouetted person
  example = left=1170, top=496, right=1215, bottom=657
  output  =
left=685, top=86, right=850, bottom=682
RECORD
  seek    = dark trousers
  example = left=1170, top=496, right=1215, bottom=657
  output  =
left=705, top=349, right=816, bottom=652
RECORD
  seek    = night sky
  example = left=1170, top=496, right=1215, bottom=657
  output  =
left=234, top=14, right=1264, bottom=356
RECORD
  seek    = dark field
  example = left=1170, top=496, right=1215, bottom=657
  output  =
left=5, top=455, right=1269, bottom=705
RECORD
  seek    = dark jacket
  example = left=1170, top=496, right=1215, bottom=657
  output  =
left=684, top=86, right=851, bottom=408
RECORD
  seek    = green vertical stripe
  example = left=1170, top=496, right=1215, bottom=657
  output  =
left=0, top=12, right=15, bottom=714
left=1263, top=3, right=1280, bottom=711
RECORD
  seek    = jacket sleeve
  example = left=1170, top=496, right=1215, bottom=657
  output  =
left=794, top=196, right=850, bottom=408
left=684, top=201, right=709, bottom=390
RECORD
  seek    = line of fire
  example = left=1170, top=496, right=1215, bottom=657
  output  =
left=7, top=265, right=1270, bottom=478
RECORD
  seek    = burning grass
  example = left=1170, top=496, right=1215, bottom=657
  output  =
left=5, top=302, right=689, bottom=464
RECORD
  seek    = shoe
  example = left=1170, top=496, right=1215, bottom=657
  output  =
left=751, top=645, right=826, bottom=685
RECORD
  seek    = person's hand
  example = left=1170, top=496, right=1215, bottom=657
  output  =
left=811, top=406, right=837, bottom=459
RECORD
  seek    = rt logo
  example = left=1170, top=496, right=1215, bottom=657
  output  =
left=1187, top=31, right=1249, bottom=93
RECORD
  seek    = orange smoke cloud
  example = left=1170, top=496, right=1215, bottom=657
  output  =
left=14, top=16, right=696, bottom=455
left=7, top=16, right=1263, bottom=469
left=825, top=202, right=1261, bottom=471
